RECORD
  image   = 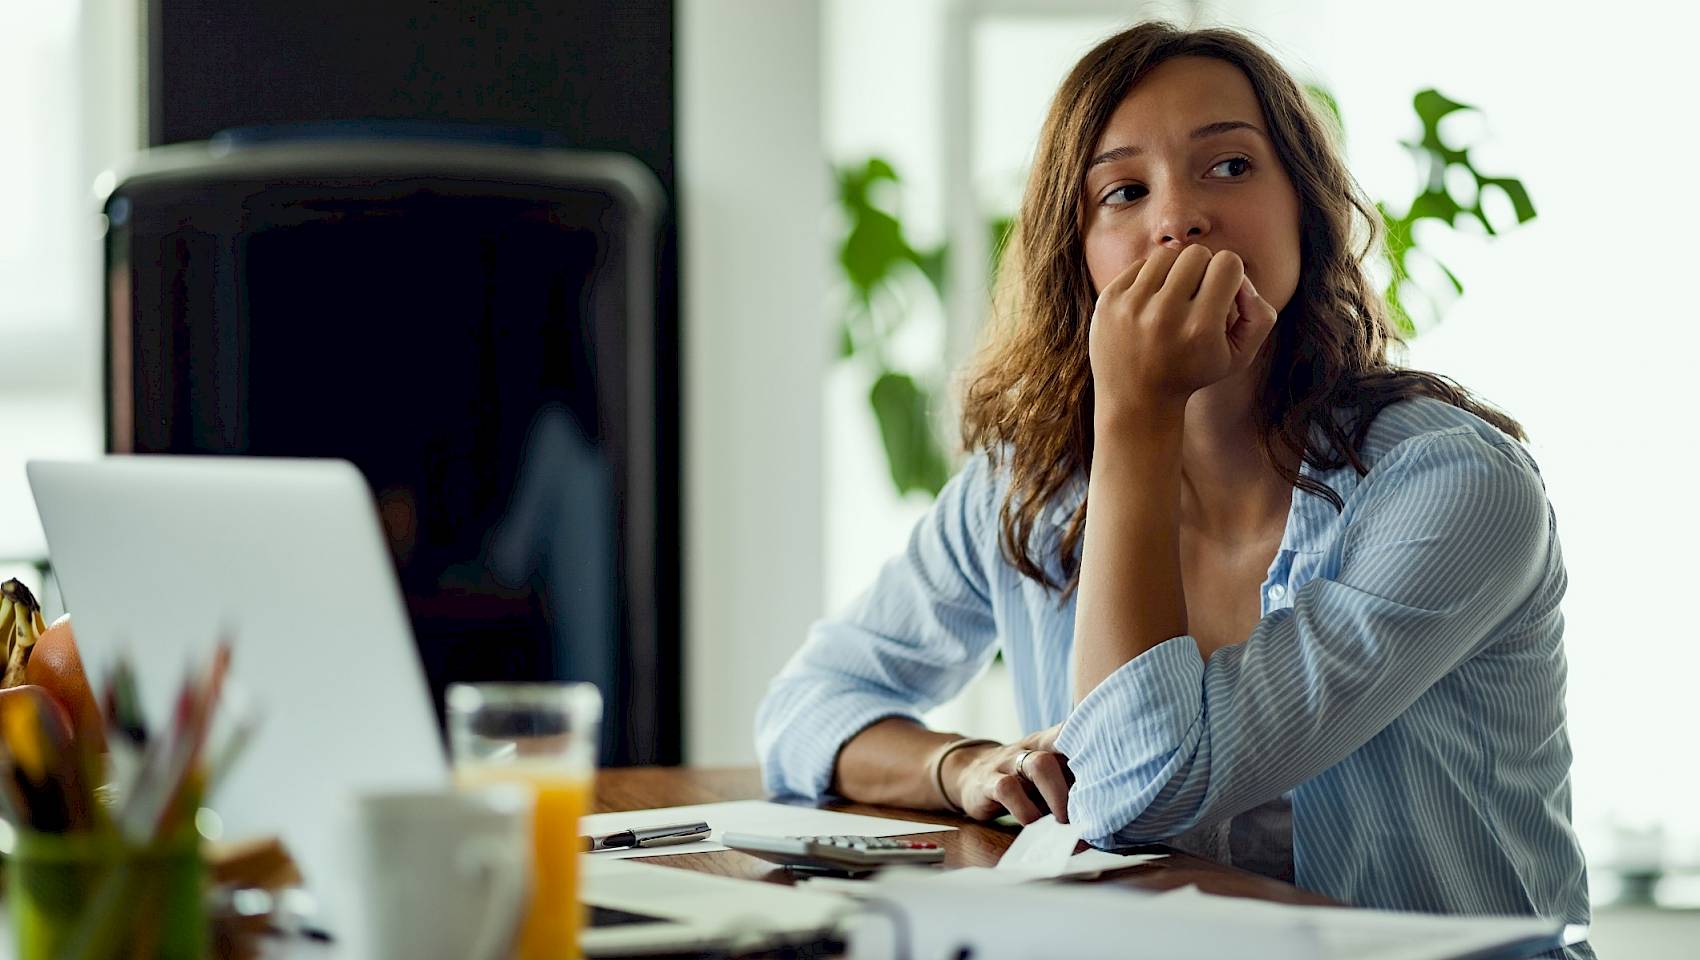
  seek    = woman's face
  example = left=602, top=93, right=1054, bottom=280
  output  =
left=1081, top=56, right=1302, bottom=318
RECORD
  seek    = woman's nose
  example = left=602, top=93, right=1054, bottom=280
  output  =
left=1151, top=190, right=1212, bottom=249
left=1160, top=224, right=1206, bottom=247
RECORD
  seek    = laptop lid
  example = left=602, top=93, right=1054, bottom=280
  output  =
left=26, top=455, right=447, bottom=936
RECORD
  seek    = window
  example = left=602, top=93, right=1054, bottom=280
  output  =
left=825, top=0, right=1700, bottom=881
left=0, top=0, right=137, bottom=578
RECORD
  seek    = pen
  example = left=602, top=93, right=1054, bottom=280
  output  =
left=581, top=820, right=711, bottom=852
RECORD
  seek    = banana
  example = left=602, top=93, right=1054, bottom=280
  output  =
left=0, top=579, right=44, bottom=688
left=0, top=593, right=13, bottom=670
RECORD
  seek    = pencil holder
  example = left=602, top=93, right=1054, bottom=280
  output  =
left=7, top=828, right=206, bottom=960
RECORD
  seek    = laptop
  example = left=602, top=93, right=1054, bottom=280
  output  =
left=28, top=455, right=851, bottom=956
left=27, top=456, right=447, bottom=944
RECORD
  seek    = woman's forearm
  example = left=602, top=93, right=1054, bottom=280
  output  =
left=830, top=717, right=991, bottom=810
left=1072, top=405, right=1192, bottom=703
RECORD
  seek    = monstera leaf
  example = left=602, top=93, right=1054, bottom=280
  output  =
left=1381, top=89, right=1537, bottom=335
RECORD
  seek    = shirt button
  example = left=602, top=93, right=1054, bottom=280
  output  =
left=1267, top=584, right=1287, bottom=603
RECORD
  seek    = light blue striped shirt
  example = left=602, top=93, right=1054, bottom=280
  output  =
left=757, top=397, right=1591, bottom=956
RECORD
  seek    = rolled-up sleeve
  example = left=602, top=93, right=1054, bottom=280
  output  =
left=756, top=453, right=1003, bottom=803
left=1056, top=429, right=1555, bottom=846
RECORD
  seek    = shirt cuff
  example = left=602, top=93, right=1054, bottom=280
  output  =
left=1055, top=634, right=1206, bottom=844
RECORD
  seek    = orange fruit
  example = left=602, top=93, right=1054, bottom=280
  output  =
left=24, top=614, right=106, bottom=753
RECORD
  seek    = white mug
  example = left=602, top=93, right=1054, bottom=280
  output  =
left=356, top=786, right=532, bottom=960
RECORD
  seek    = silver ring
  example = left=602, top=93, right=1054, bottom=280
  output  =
left=1015, top=749, right=1034, bottom=780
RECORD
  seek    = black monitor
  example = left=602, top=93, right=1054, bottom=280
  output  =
left=102, top=135, right=673, bottom=764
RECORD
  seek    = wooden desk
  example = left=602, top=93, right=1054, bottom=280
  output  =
left=595, top=767, right=1338, bottom=907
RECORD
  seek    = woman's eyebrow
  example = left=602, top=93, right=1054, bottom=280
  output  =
left=1088, top=120, right=1265, bottom=168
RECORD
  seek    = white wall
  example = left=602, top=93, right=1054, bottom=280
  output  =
left=679, top=1, right=828, bottom=765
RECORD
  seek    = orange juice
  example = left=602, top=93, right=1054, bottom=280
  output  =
left=459, top=764, right=594, bottom=960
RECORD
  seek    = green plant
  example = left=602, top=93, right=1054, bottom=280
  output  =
left=832, top=87, right=1535, bottom=498
left=833, top=158, right=952, bottom=498
left=1306, top=87, right=1538, bottom=336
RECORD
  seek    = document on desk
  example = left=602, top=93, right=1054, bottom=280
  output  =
left=843, top=875, right=1565, bottom=960
left=996, top=813, right=1083, bottom=874
left=579, top=800, right=955, bottom=859
left=876, top=850, right=1169, bottom=890
left=924, top=814, right=1165, bottom=884
left=1148, top=886, right=1567, bottom=960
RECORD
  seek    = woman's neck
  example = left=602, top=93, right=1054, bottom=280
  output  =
left=1178, top=365, right=1297, bottom=546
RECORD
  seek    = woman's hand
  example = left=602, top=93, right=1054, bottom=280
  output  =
left=1088, top=244, right=1279, bottom=417
left=943, top=724, right=1073, bottom=824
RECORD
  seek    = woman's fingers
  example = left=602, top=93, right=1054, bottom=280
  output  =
left=992, top=774, right=1044, bottom=824
left=1097, top=256, right=1149, bottom=306
left=1127, top=244, right=1188, bottom=302
left=1022, top=750, right=1071, bottom=824
left=1226, top=275, right=1278, bottom=358
left=1156, top=243, right=1215, bottom=306
left=957, top=727, right=1073, bottom=825
left=1026, top=723, right=1063, bottom=753
left=1193, top=249, right=1244, bottom=323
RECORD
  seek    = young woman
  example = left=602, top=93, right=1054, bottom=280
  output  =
left=757, top=20, right=1590, bottom=951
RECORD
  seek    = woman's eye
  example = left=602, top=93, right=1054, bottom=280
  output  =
left=1211, top=156, right=1253, bottom=177
left=1105, top=184, right=1146, bottom=205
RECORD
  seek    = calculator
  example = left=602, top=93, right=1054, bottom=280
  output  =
left=721, top=833, right=946, bottom=872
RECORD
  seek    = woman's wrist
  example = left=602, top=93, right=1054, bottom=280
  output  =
left=933, top=738, right=999, bottom=812
left=1094, top=394, right=1187, bottom=435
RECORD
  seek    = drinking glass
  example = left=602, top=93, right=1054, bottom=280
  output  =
left=447, top=682, right=601, bottom=960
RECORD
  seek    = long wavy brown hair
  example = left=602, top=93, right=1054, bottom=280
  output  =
left=959, top=20, right=1525, bottom=595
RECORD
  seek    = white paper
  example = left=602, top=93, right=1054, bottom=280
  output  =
left=796, top=848, right=1167, bottom=894
left=924, top=852, right=1168, bottom=887
left=997, top=815, right=1171, bottom=879
left=995, top=814, right=1084, bottom=875
left=901, top=866, right=1031, bottom=887
left=1135, top=886, right=1565, bottom=960
left=1057, top=848, right=1168, bottom=878
left=845, top=872, right=1564, bottom=960
left=847, top=875, right=1319, bottom=960
left=580, top=800, right=955, bottom=859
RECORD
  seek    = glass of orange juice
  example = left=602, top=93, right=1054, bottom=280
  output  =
left=447, top=682, right=601, bottom=960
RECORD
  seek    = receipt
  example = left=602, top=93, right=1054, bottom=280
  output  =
left=997, top=814, right=1087, bottom=876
